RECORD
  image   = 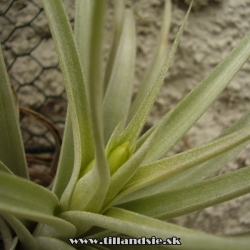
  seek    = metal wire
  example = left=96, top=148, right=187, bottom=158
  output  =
left=0, top=0, right=72, bottom=154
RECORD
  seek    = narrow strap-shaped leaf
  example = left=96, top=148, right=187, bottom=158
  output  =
left=127, top=0, right=171, bottom=123
left=102, top=126, right=159, bottom=209
left=41, top=0, right=94, bottom=211
left=141, top=30, right=250, bottom=165
left=105, top=122, right=123, bottom=156
left=117, top=124, right=250, bottom=200
left=118, top=109, right=250, bottom=204
left=75, top=1, right=107, bottom=157
left=35, top=237, right=76, bottom=250
left=60, top=208, right=250, bottom=250
left=163, top=109, right=250, bottom=190
left=0, top=216, right=12, bottom=250
left=0, top=172, right=76, bottom=238
left=118, top=165, right=250, bottom=221
left=52, top=110, right=74, bottom=199
left=3, top=214, right=38, bottom=250
left=103, top=0, right=125, bottom=94
left=0, top=172, right=57, bottom=216
left=70, top=0, right=110, bottom=213
left=135, top=109, right=173, bottom=151
left=0, top=46, right=28, bottom=178
left=116, top=1, right=192, bottom=146
left=103, top=8, right=136, bottom=143
left=0, top=161, right=13, bottom=174
left=9, top=237, right=18, bottom=250
left=75, top=0, right=94, bottom=87
left=85, top=230, right=117, bottom=240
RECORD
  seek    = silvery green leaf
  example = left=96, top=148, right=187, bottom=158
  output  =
left=103, top=0, right=125, bottom=93
left=71, top=0, right=110, bottom=213
left=3, top=214, right=38, bottom=250
left=42, top=0, right=110, bottom=215
left=117, top=124, right=250, bottom=200
left=103, top=126, right=159, bottom=209
left=52, top=111, right=74, bottom=199
left=60, top=208, right=250, bottom=250
left=105, top=122, right=123, bottom=156
left=103, top=9, right=136, bottom=143
left=118, top=109, right=250, bottom=203
left=165, top=109, right=250, bottom=190
left=118, top=165, right=250, bottom=221
left=0, top=172, right=76, bottom=239
left=117, top=1, right=192, bottom=147
left=0, top=46, right=28, bottom=179
left=127, top=0, right=172, bottom=123
left=35, top=237, right=76, bottom=250
left=41, top=0, right=94, bottom=211
left=141, top=29, right=250, bottom=165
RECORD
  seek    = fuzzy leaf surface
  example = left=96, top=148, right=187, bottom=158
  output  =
left=117, top=2, right=192, bottom=146
left=118, top=124, right=250, bottom=199
left=141, top=29, right=250, bottom=165
left=52, top=111, right=74, bottom=199
left=103, top=0, right=125, bottom=93
left=103, top=8, right=136, bottom=143
left=71, top=0, right=110, bottom=212
left=119, top=109, right=250, bottom=203
left=60, top=208, right=250, bottom=250
left=127, top=0, right=171, bottom=122
left=118, top=165, right=250, bottom=220
left=0, top=172, right=76, bottom=238
left=41, top=0, right=94, bottom=211
left=35, top=237, right=76, bottom=250
left=0, top=46, right=28, bottom=178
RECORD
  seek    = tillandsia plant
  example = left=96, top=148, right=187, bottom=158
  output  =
left=1, top=0, right=250, bottom=249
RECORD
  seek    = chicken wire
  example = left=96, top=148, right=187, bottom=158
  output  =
left=0, top=0, right=72, bottom=156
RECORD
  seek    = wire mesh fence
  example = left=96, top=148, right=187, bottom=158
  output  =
left=0, top=0, right=190, bottom=184
left=0, top=0, right=73, bottom=153
left=0, top=0, right=75, bottom=183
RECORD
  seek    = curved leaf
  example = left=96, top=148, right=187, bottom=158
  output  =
left=52, top=110, right=74, bottom=199
left=118, top=124, right=250, bottom=200
left=103, top=126, right=159, bottom=208
left=73, top=0, right=110, bottom=213
left=117, top=2, right=192, bottom=146
left=9, top=237, right=18, bottom=250
left=0, top=45, right=28, bottom=179
left=118, top=109, right=250, bottom=203
left=35, top=236, right=76, bottom=250
left=103, top=0, right=125, bottom=93
left=127, top=0, right=171, bottom=122
left=0, top=172, right=76, bottom=238
left=141, top=29, right=250, bottom=165
left=41, top=0, right=94, bottom=211
left=60, top=208, right=250, bottom=250
left=3, top=214, right=38, bottom=250
left=103, top=8, right=136, bottom=143
left=0, top=161, right=13, bottom=175
left=0, top=216, right=12, bottom=250
left=165, top=109, right=250, bottom=190
left=118, top=165, right=250, bottom=220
